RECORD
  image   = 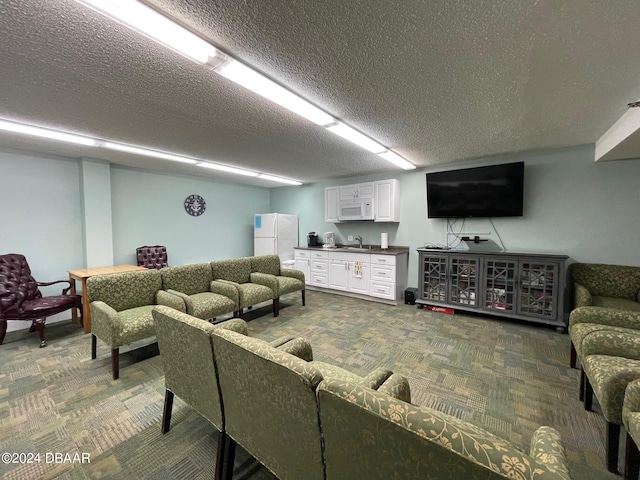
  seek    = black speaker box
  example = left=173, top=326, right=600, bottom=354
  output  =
left=404, top=287, right=418, bottom=305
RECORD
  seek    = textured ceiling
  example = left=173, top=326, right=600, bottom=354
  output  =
left=1, top=0, right=640, bottom=187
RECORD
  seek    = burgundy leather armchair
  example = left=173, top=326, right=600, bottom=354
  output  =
left=0, top=254, right=83, bottom=347
left=136, top=245, right=168, bottom=269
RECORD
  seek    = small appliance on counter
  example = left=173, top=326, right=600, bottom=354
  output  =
left=323, top=232, right=336, bottom=248
left=307, top=232, right=320, bottom=247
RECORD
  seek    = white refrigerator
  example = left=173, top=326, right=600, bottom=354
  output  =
left=254, top=213, right=299, bottom=261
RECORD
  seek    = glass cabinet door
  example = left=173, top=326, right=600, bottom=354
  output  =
left=421, top=255, right=447, bottom=302
left=518, top=262, right=558, bottom=319
left=483, top=258, right=517, bottom=313
left=449, top=256, right=478, bottom=306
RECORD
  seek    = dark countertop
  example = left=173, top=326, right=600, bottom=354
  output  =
left=295, top=245, right=409, bottom=256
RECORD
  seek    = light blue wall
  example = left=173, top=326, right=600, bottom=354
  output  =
left=271, top=144, right=640, bottom=288
left=110, top=166, right=271, bottom=265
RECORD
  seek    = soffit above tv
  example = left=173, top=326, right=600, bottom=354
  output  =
left=595, top=103, right=640, bottom=162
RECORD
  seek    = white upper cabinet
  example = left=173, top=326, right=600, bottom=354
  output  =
left=339, top=182, right=374, bottom=201
left=325, top=186, right=340, bottom=223
left=374, top=179, right=400, bottom=222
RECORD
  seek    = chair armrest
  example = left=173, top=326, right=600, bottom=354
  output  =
left=37, top=279, right=73, bottom=295
left=217, top=318, right=248, bottom=336
left=377, top=373, right=412, bottom=403
left=624, top=380, right=640, bottom=424
left=90, top=300, right=120, bottom=345
left=280, top=268, right=305, bottom=284
left=250, top=272, right=278, bottom=294
left=165, top=289, right=193, bottom=313
left=529, top=426, right=570, bottom=478
left=581, top=330, right=640, bottom=361
left=569, top=306, right=640, bottom=330
left=156, top=290, right=186, bottom=313
left=210, top=280, right=239, bottom=306
left=573, top=282, right=592, bottom=308
left=270, top=336, right=313, bottom=362
left=360, top=367, right=393, bottom=390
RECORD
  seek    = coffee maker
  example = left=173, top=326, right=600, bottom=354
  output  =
left=324, top=232, right=336, bottom=248
left=307, top=232, right=320, bottom=247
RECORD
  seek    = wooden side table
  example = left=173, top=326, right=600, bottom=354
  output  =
left=68, top=265, right=147, bottom=333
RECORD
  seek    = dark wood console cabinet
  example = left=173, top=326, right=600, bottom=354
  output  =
left=416, top=249, right=568, bottom=330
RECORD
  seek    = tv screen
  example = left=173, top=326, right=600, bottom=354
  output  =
left=426, top=162, right=524, bottom=218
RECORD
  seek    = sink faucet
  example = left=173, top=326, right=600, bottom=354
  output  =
left=355, top=235, right=363, bottom=248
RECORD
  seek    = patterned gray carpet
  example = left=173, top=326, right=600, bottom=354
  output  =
left=0, top=291, right=619, bottom=479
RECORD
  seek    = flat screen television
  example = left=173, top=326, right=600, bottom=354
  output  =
left=426, top=162, right=524, bottom=218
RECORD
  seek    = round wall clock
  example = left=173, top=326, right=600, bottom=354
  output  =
left=184, top=194, right=206, bottom=216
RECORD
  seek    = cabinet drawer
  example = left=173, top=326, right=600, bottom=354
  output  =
left=295, top=250, right=310, bottom=259
left=371, top=264, right=395, bottom=281
left=369, top=280, right=395, bottom=300
left=310, top=272, right=328, bottom=287
left=370, top=254, right=396, bottom=266
left=311, top=260, right=328, bottom=273
left=310, top=250, right=329, bottom=259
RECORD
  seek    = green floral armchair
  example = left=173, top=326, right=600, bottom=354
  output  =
left=317, top=377, right=572, bottom=480
left=210, top=327, right=410, bottom=480
left=250, top=254, right=305, bottom=316
left=568, top=262, right=640, bottom=369
left=88, top=269, right=165, bottom=379
left=159, top=263, right=238, bottom=320
left=210, top=257, right=277, bottom=317
left=152, top=305, right=312, bottom=479
left=623, top=379, right=640, bottom=480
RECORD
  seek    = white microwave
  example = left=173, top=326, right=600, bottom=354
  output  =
left=338, top=199, right=374, bottom=221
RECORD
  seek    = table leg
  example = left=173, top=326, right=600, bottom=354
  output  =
left=81, top=278, right=91, bottom=334
left=69, top=277, right=78, bottom=324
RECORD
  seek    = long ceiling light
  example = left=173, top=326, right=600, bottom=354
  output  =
left=378, top=151, right=416, bottom=170
left=257, top=174, right=303, bottom=186
left=101, top=141, right=198, bottom=164
left=196, top=161, right=258, bottom=177
left=0, top=119, right=98, bottom=146
left=325, top=122, right=386, bottom=154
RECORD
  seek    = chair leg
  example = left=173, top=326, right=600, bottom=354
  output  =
left=91, top=334, right=97, bottom=359
left=161, top=390, right=174, bottom=434
left=579, top=368, right=585, bottom=402
left=78, top=304, right=84, bottom=328
left=31, top=319, right=46, bottom=348
left=220, top=432, right=237, bottom=480
left=626, top=432, right=640, bottom=480
left=301, top=289, right=305, bottom=306
left=0, top=320, right=7, bottom=345
left=112, top=348, right=119, bottom=380
left=273, top=298, right=279, bottom=317
left=584, top=376, right=593, bottom=411
left=570, top=341, right=577, bottom=368
left=607, top=422, right=621, bottom=474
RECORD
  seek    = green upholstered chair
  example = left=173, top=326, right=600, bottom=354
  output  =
left=152, top=305, right=313, bottom=480
left=623, top=379, right=640, bottom=480
left=250, top=254, right=305, bottom=315
left=159, top=263, right=238, bottom=320
left=210, top=327, right=410, bottom=480
left=210, top=257, right=277, bottom=318
left=317, top=377, right=572, bottom=480
left=88, top=269, right=164, bottom=379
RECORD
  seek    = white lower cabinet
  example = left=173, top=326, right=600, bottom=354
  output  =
left=295, top=248, right=407, bottom=304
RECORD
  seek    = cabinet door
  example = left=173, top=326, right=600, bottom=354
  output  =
left=348, top=261, right=369, bottom=295
left=482, top=258, right=517, bottom=313
left=329, top=260, right=348, bottom=290
left=517, top=262, right=559, bottom=320
left=325, top=187, right=340, bottom=223
left=449, top=256, right=479, bottom=307
left=339, top=184, right=356, bottom=201
left=374, top=179, right=400, bottom=222
left=420, top=254, right=447, bottom=302
left=294, top=258, right=310, bottom=285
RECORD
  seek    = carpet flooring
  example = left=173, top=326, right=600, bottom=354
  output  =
left=0, top=290, right=620, bottom=479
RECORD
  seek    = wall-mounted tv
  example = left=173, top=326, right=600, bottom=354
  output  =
left=426, top=161, right=524, bottom=218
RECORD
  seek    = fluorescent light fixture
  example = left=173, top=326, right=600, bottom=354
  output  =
left=325, top=122, right=386, bottom=154
left=214, top=58, right=335, bottom=126
left=0, top=119, right=98, bottom=146
left=257, top=174, right=303, bottom=186
left=378, top=150, right=416, bottom=170
left=76, top=0, right=221, bottom=65
left=102, top=141, right=197, bottom=164
left=196, top=162, right=258, bottom=176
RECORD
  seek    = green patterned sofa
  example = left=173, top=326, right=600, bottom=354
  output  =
left=568, top=263, right=640, bottom=369
left=623, top=379, right=640, bottom=480
left=159, top=262, right=238, bottom=320
left=210, top=257, right=278, bottom=318
left=211, top=327, right=410, bottom=480
left=151, top=306, right=311, bottom=479
left=250, top=254, right=305, bottom=316
left=317, top=378, right=572, bottom=479
left=88, top=269, right=177, bottom=379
